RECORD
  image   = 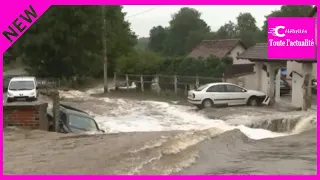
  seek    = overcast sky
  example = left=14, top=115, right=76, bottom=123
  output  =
left=122, top=5, right=282, bottom=38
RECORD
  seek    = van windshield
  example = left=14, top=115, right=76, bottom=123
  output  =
left=9, top=81, right=35, bottom=90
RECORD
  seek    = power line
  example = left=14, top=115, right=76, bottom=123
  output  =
left=126, top=6, right=161, bottom=19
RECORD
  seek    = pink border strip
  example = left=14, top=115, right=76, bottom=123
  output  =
left=0, top=0, right=318, bottom=177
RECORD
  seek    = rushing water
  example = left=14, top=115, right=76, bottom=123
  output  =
left=3, top=88, right=317, bottom=175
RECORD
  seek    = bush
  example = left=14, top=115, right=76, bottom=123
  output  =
left=116, top=50, right=232, bottom=78
left=116, top=49, right=162, bottom=75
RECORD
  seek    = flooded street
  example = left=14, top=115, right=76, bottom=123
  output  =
left=3, top=87, right=317, bottom=175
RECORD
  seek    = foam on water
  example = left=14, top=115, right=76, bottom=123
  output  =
left=58, top=88, right=316, bottom=141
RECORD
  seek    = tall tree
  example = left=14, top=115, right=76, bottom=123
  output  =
left=216, top=21, right=238, bottom=39
left=261, top=5, right=313, bottom=41
left=163, top=7, right=211, bottom=56
left=185, top=31, right=217, bottom=53
left=236, top=12, right=261, bottom=47
left=11, top=6, right=136, bottom=78
left=135, top=37, right=149, bottom=50
left=148, top=26, right=168, bottom=53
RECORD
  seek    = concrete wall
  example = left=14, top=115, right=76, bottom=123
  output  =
left=291, top=72, right=304, bottom=108
left=260, top=69, right=269, bottom=94
left=225, top=73, right=256, bottom=90
left=253, top=62, right=269, bottom=93
left=3, top=102, right=48, bottom=130
left=228, top=44, right=253, bottom=64
left=287, top=61, right=317, bottom=80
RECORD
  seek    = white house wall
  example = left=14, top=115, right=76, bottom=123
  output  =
left=225, top=73, right=256, bottom=90
left=229, top=44, right=253, bottom=64
left=287, top=61, right=303, bottom=78
left=226, top=63, right=268, bottom=94
left=260, top=70, right=269, bottom=94
left=291, top=73, right=304, bottom=108
left=287, top=61, right=317, bottom=80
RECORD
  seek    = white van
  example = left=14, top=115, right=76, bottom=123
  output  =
left=7, top=76, right=38, bottom=102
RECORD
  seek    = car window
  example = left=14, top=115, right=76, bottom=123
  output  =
left=206, top=85, right=225, bottom=92
left=225, top=85, right=244, bottom=92
left=68, top=114, right=98, bottom=131
left=9, top=81, right=35, bottom=90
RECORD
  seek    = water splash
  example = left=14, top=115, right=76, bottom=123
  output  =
left=57, top=87, right=316, bottom=140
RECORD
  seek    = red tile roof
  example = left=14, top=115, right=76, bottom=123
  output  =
left=187, top=39, right=246, bottom=59
left=237, top=43, right=317, bottom=62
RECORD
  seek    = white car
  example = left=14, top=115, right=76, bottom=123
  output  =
left=7, top=76, right=39, bottom=102
left=187, top=82, right=269, bottom=109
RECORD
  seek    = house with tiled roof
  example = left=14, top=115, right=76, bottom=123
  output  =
left=237, top=41, right=316, bottom=109
left=187, top=39, right=252, bottom=65
left=188, top=39, right=258, bottom=88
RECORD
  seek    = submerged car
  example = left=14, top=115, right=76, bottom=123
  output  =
left=47, top=104, right=104, bottom=133
left=188, top=82, right=269, bottom=109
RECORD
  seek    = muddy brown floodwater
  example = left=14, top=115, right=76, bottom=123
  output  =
left=3, top=88, right=317, bottom=175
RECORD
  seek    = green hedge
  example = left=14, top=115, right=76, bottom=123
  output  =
left=116, top=50, right=232, bottom=78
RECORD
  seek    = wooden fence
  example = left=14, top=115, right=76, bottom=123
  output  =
left=113, top=73, right=223, bottom=96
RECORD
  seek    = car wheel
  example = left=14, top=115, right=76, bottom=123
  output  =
left=202, top=99, right=213, bottom=108
left=247, top=97, right=258, bottom=106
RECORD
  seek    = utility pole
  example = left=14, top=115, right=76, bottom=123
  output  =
left=101, top=6, right=108, bottom=93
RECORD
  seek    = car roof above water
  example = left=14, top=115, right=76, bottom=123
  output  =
left=60, top=104, right=94, bottom=119
left=206, top=82, right=237, bottom=86
left=10, top=76, right=36, bottom=82
left=47, top=104, right=94, bottom=120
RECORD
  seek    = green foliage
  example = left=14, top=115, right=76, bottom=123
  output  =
left=11, top=6, right=136, bottom=78
left=135, top=37, right=149, bottom=50
left=116, top=50, right=162, bottom=75
left=116, top=52, right=232, bottom=78
left=216, top=21, right=238, bottom=39
left=236, top=12, right=262, bottom=47
left=147, top=7, right=211, bottom=57
left=261, top=5, right=313, bottom=41
left=148, top=26, right=168, bottom=53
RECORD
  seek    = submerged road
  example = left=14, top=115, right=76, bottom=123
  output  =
left=3, top=87, right=317, bottom=175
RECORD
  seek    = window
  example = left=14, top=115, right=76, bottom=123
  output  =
left=68, top=114, right=98, bottom=131
left=206, top=85, right=225, bottom=92
left=225, top=85, right=244, bottom=92
left=9, top=81, right=35, bottom=90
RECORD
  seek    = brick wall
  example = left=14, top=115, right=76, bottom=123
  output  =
left=3, top=102, right=48, bottom=130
